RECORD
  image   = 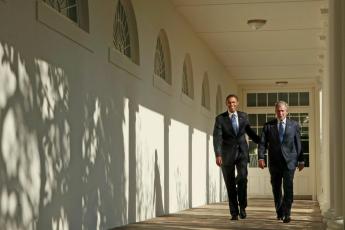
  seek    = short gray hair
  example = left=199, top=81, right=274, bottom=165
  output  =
left=275, top=100, right=289, bottom=110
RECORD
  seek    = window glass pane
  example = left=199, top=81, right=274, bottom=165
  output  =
left=248, top=114, right=257, bottom=126
left=299, top=92, right=309, bottom=106
left=182, top=62, right=188, bottom=95
left=44, top=0, right=79, bottom=24
left=302, top=140, right=309, bottom=153
left=278, top=92, right=288, bottom=102
left=114, top=1, right=131, bottom=58
left=257, top=93, right=267, bottom=107
left=267, top=113, right=275, bottom=121
left=268, top=93, right=277, bottom=106
left=154, top=38, right=167, bottom=81
left=258, top=114, right=266, bottom=126
left=247, top=93, right=256, bottom=107
left=289, top=113, right=299, bottom=122
left=289, top=92, right=298, bottom=106
left=303, top=154, right=310, bottom=167
left=301, top=126, right=309, bottom=134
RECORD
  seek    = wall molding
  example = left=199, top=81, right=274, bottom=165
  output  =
left=153, top=74, right=172, bottom=95
left=36, top=0, right=93, bottom=52
left=108, top=47, right=141, bottom=79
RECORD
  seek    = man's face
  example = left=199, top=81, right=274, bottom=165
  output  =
left=275, top=105, right=288, bottom=121
left=226, top=97, right=238, bottom=113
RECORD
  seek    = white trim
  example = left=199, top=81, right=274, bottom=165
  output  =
left=180, top=93, right=194, bottom=107
left=153, top=74, right=172, bottom=95
left=108, top=47, right=141, bottom=79
left=36, top=0, right=93, bottom=52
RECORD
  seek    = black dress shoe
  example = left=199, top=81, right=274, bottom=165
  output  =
left=283, top=216, right=291, bottom=223
left=239, top=208, right=246, bottom=219
left=231, top=215, right=238, bottom=220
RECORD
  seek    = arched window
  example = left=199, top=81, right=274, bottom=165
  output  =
left=216, top=85, right=223, bottom=115
left=182, top=54, right=194, bottom=99
left=42, top=0, right=89, bottom=31
left=201, top=73, right=210, bottom=110
left=154, top=29, right=171, bottom=84
left=113, top=0, right=139, bottom=65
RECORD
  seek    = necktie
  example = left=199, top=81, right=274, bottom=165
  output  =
left=231, top=114, right=238, bottom=135
left=279, top=121, right=284, bottom=143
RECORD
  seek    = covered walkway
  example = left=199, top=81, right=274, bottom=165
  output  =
left=113, top=198, right=325, bottom=230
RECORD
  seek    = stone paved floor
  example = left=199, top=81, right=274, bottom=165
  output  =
left=112, top=198, right=326, bottom=229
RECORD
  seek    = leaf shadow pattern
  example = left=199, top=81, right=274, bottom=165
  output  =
left=0, top=41, right=128, bottom=229
left=0, top=41, right=72, bottom=230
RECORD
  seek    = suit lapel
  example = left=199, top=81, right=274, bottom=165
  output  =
left=238, top=112, right=246, bottom=134
left=285, top=119, right=292, bottom=137
left=272, top=119, right=280, bottom=141
left=224, top=111, right=237, bottom=136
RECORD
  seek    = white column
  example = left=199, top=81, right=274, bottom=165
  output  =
left=326, top=0, right=344, bottom=228
left=342, top=0, right=345, bottom=226
left=318, top=2, right=331, bottom=215
left=322, top=0, right=335, bottom=224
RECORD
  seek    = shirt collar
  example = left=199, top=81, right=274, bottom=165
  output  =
left=228, top=110, right=238, bottom=117
left=278, top=118, right=287, bottom=124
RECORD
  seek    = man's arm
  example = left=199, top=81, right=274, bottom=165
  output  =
left=258, top=124, right=268, bottom=169
left=294, top=123, right=305, bottom=171
left=244, top=113, right=260, bottom=144
left=213, top=116, right=223, bottom=166
left=245, top=124, right=260, bottom=144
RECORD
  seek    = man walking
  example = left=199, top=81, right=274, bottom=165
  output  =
left=258, top=100, right=304, bottom=223
left=213, top=94, right=260, bottom=220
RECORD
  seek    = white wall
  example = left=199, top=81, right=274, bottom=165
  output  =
left=0, top=0, right=236, bottom=229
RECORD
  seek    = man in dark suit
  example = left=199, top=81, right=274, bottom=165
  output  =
left=258, top=100, right=304, bottom=223
left=213, top=94, right=260, bottom=220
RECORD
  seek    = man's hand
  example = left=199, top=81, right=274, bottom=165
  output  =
left=216, top=156, right=223, bottom=167
left=258, top=159, right=265, bottom=169
left=298, top=163, right=304, bottom=171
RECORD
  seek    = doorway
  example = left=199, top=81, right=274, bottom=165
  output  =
left=241, top=90, right=315, bottom=200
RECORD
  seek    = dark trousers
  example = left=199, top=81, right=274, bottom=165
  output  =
left=269, top=162, right=295, bottom=217
left=221, top=156, right=248, bottom=216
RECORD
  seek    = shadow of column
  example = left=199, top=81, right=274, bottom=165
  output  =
left=164, top=117, right=170, bottom=214
left=128, top=99, right=138, bottom=223
left=206, top=134, right=210, bottom=204
left=154, top=150, right=164, bottom=216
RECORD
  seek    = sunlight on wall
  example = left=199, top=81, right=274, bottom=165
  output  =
left=0, top=44, right=16, bottom=108
left=122, top=98, right=129, bottom=224
left=0, top=46, right=42, bottom=229
left=35, top=59, right=71, bottom=207
left=208, top=136, right=220, bottom=203
left=82, top=98, right=101, bottom=165
left=36, top=60, right=66, bottom=120
left=192, top=128, right=207, bottom=207
left=136, top=105, right=164, bottom=221
left=169, top=119, right=189, bottom=213
left=52, top=207, right=69, bottom=230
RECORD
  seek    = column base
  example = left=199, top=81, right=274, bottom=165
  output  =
left=323, top=208, right=335, bottom=223
left=318, top=198, right=330, bottom=215
left=327, top=216, right=344, bottom=230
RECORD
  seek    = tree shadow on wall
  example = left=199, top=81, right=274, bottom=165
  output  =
left=0, top=41, right=129, bottom=230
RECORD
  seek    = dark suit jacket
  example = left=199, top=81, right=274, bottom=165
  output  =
left=258, top=118, right=304, bottom=170
left=213, top=111, right=260, bottom=166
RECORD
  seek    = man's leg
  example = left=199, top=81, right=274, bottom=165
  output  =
left=221, top=164, right=238, bottom=218
left=282, top=169, right=295, bottom=221
left=236, top=159, right=248, bottom=218
left=269, top=167, right=283, bottom=219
